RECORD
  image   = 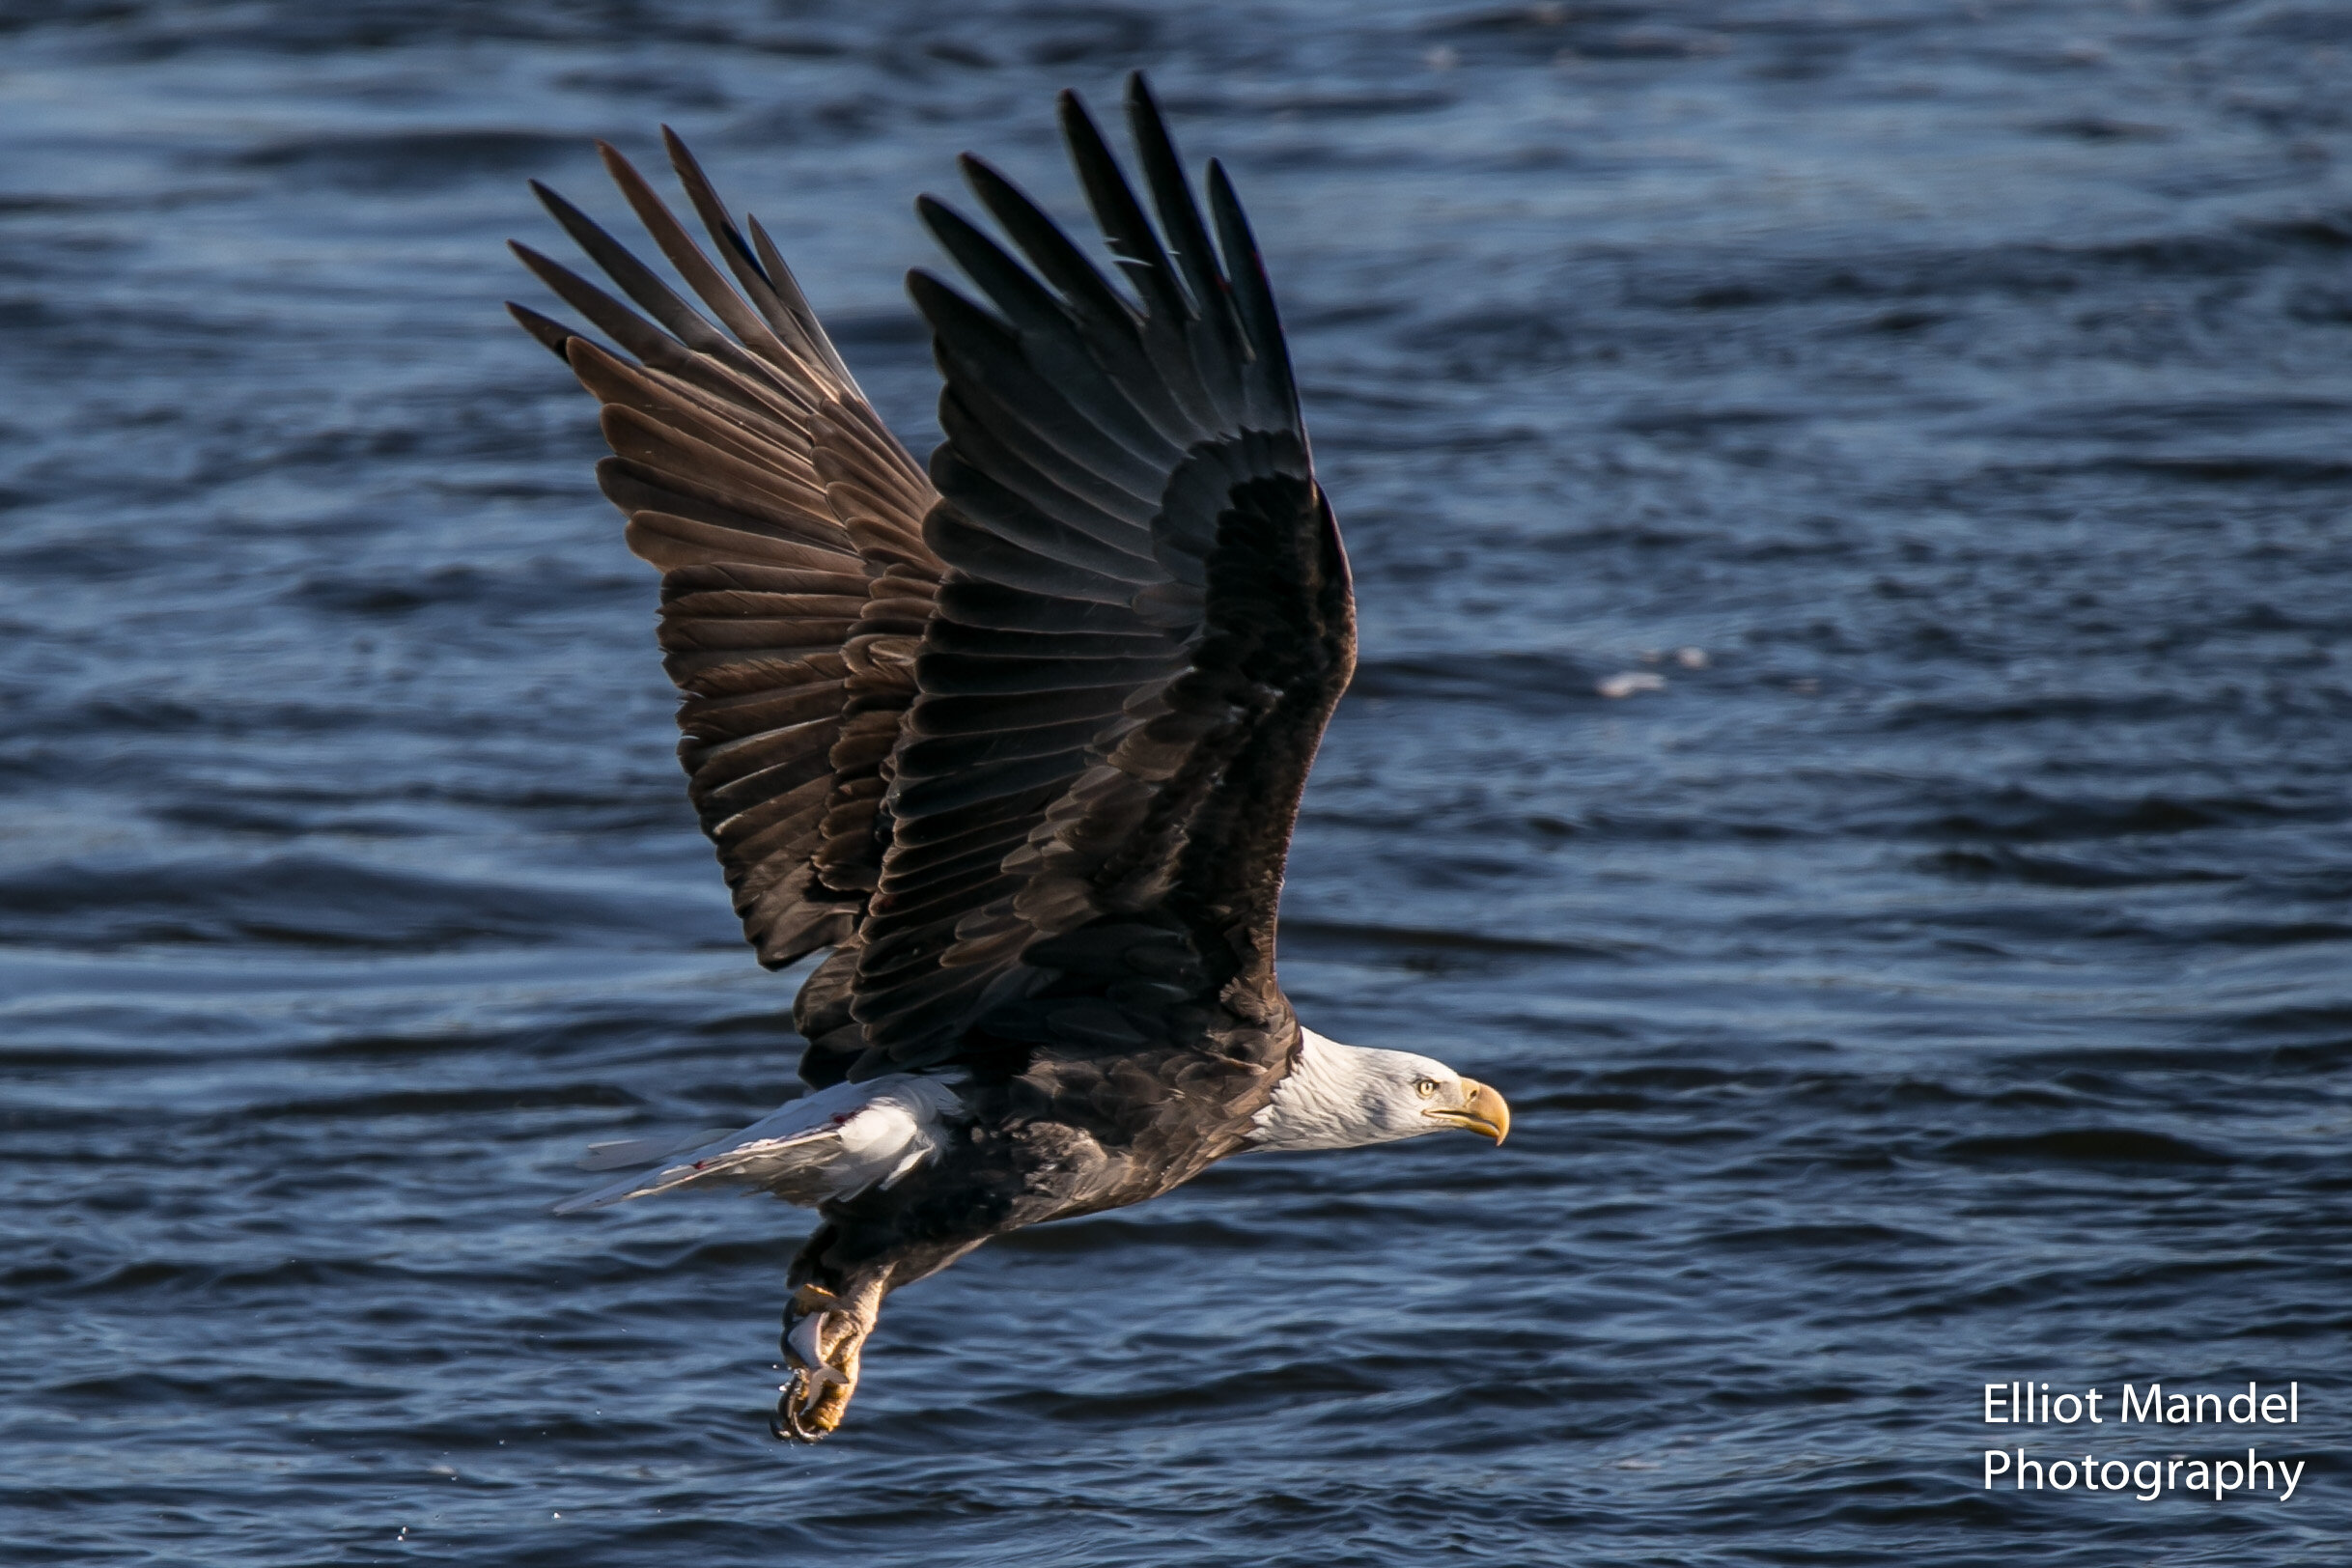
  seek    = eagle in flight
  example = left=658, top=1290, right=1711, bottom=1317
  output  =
left=511, top=73, right=1510, bottom=1442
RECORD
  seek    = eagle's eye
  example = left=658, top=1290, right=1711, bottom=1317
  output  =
left=1413, top=1077, right=1439, bottom=1098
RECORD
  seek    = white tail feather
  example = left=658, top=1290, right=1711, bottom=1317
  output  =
left=575, top=1129, right=737, bottom=1171
left=551, top=1076, right=964, bottom=1216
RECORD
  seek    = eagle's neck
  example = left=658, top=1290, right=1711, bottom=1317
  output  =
left=1246, top=1028, right=1413, bottom=1152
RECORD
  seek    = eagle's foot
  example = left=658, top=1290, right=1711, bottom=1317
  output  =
left=771, top=1279, right=880, bottom=1442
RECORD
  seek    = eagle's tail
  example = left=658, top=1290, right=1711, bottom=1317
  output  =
left=574, top=1128, right=736, bottom=1172
left=551, top=1074, right=963, bottom=1214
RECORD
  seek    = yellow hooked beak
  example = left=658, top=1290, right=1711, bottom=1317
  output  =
left=1424, top=1078, right=1510, bottom=1144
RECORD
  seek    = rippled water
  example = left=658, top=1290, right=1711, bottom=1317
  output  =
left=8, top=2, right=2352, bottom=1562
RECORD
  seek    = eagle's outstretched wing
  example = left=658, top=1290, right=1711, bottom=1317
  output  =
left=508, top=132, right=945, bottom=976
left=516, top=75, right=1352, bottom=1087
left=842, top=79, right=1353, bottom=1080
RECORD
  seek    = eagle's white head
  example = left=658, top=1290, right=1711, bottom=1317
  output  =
left=1246, top=1028, right=1511, bottom=1152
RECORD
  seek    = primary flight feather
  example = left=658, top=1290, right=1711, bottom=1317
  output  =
left=512, top=73, right=1509, bottom=1442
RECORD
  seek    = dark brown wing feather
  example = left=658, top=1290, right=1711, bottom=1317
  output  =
left=516, top=83, right=1350, bottom=1095
left=837, top=76, right=1355, bottom=1080
left=509, top=132, right=944, bottom=976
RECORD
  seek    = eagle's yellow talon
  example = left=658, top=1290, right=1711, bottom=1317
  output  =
left=772, top=1276, right=882, bottom=1442
left=789, top=1283, right=843, bottom=1315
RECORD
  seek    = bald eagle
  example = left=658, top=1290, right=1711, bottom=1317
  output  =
left=511, top=73, right=1510, bottom=1442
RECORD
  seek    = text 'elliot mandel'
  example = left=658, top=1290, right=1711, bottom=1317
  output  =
left=1982, top=1382, right=2308, bottom=1502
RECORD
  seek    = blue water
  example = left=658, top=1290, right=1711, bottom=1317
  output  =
left=6, top=2, right=2351, bottom=1562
